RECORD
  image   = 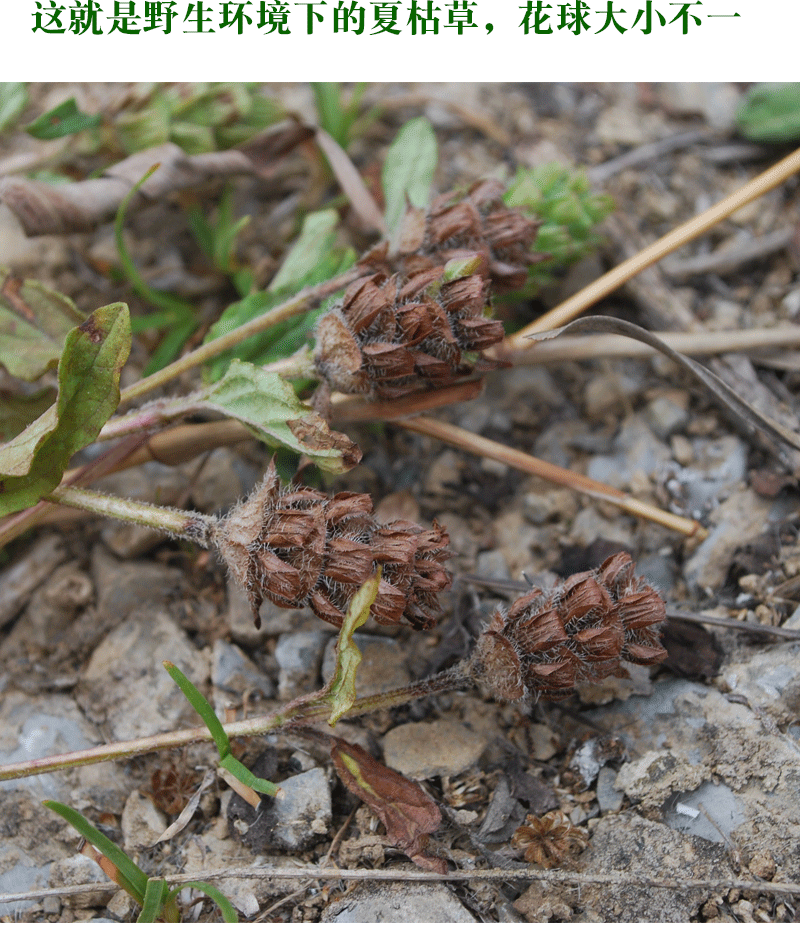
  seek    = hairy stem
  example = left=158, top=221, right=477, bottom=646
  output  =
left=45, top=485, right=216, bottom=547
left=119, top=265, right=366, bottom=406
left=0, top=665, right=473, bottom=783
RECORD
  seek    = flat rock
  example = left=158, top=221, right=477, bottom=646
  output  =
left=528, top=722, right=560, bottom=761
left=0, top=534, right=67, bottom=628
left=90, top=546, right=184, bottom=622
left=275, top=629, right=329, bottom=699
left=382, top=719, right=489, bottom=780
left=1, top=563, right=93, bottom=658
left=76, top=607, right=208, bottom=741
left=49, top=854, right=112, bottom=908
left=719, top=641, right=800, bottom=723
left=615, top=749, right=706, bottom=809
left=659, top=82, right=740, bottom=130
left=229, top=767, right=332, bottom=854
left=0, top=690, right=102, bottom=802
left=0, top=789, right=76, bottom=918
left=586, top=415, right=672, bottom=489
left=586, top=668, right=800, bottom=877
left=181, top=819, right=300, bottom=918
left=515, top=811, right=729, bottom=922
left=212, top=638, right=275, bottom=706
left=120, top=790, right=168, bottom=851
left=595, top=766, right=624, bottom=814
left=322, top=881, right=477, bottom=923
left=683, top=487, right=773, bottom=592
left=270, top=767, right=332, bottom=852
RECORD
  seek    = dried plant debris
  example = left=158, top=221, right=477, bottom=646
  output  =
left=0, top=120, right=312, bottom=236
left=314, top=260, right=502, bottom=400
left=511, top=810, right=589, bottom=868
left=469, top=552, right=667, bottom=702
left=330, top=736, right=447, bottom=874
left=379, top=178, right=548, bottom=294
left=213, top=463, right=451, bottom=630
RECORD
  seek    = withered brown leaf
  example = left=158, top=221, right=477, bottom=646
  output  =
left=330, top=737, right=447, bottom=874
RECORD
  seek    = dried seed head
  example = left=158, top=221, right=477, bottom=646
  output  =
left=314, top=264, right=502, bottom=399
left=511, top=811, right=588, bottom=868
left=468, top=552, right=667, bottom=702
left=395, top=179, right=547, bottom=295
left=212, top=464, right=451, bottom=630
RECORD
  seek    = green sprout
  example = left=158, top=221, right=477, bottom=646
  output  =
left=43, top=801, right=238, bottom=923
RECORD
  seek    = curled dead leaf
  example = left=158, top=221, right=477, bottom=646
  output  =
left=330, top=737, right=447, bottom=873
left=285, top=415, right=362, bottom=469
left=0, top=120, right=313, bottom=236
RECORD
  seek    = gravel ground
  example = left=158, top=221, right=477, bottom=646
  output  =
left=2, top=82, right=800, bottom=923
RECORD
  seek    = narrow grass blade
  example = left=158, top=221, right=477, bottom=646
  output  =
left=220, top=754, right=278, bottom=798
left=163, top=661, right=230, bottom=758
left=26, top=98, right=101, bottom=139
left=176, top=882, right=239, bottom=923
left=43, top=801, right=148, bottom=905
left=137, top=878, right=172, bottom=923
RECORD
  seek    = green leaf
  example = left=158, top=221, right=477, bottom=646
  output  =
left=382, top=117, right=438, bottom=242
left=0, top=83, right=27, bottom=133
left=736, top=83, right=800, bottom=143
left=163, top=661, right=230, bottom=758
left=138, top=878, right=172, bottom=923
left=0, top=267, right=87, bottom=381
left=43, top=801, right=148, bottom=905
left=26, top=97, right=101, bottom=140
left=269, top=209, right=340, bottom=292
left=173, top=84, right=245, bottom=127
left=201, top=211, right=356, bottom=381
left=170, top=121, right=216, bottom=155
left=140, top=314, right=198, bottom=377
left=114, top=94, right=171, bottom=154
left=312, top=82, right=368, bottom=151
left=216, top=93, right=283, bottom=149
left=204, top=360, right=361, bottom=473
left=325, top=570, right=381, bottom=725
left=0, top=304, right=130, bottom=515
left=312, top=82, right=348, bottom=147
left=187, top=187, right=251, bottom=277
left=219, top=754, right=278, bottom=798
left=178, top=882, right=239, bottom=923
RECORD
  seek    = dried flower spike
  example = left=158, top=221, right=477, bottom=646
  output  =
left=468, top=552, right=667, bottom=702
left=314, top=259, right=503, bottom=399
left=395, top=178, right=548, bottom=294
left=212, top=464, right=451, bottom=630
left=511, top=810, right=588, bottom=868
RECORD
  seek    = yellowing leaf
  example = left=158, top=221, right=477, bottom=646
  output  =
left=324, top=570, right=381, bottom=725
